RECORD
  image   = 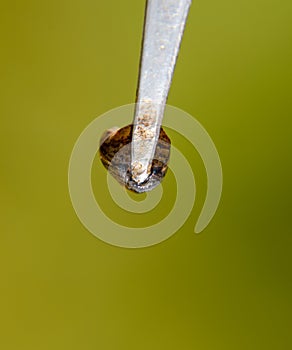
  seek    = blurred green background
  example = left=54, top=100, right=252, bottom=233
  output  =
left=1, top=0, right=291, bottom=349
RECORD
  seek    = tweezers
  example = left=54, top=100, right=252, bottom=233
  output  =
left=131, top=0, right=192, bottom=184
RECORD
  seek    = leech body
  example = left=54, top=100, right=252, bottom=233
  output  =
left=100, top=125, right=171, bottom=193
left=131, top=0, right=192, bottom=184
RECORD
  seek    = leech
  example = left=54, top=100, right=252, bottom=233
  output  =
left=131, top=0, right=192, bottom=184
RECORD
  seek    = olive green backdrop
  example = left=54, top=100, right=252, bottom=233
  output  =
left=1, top=0, right=291, bottom=349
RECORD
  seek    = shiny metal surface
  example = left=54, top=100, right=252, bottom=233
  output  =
left=131, top=0, right=192, bottom=184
